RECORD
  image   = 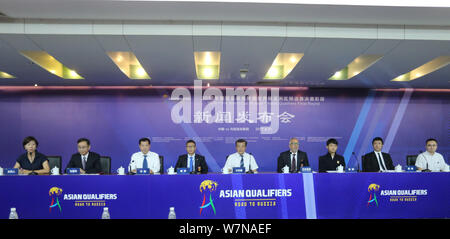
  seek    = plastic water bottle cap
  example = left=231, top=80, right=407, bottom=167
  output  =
left=170, top=207, right=174, bottom=211
left=104, top=207, right=109, bottom=211
left=11, top=208, right=16, bottom=212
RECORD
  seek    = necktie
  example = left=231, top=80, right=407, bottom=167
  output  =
left=377, top=153, right=386, bottom=171
left=82, top=156, right=86, bottom=170
left=143, top=155, right=148, bottom=169
left=292, top=153, right=296, bottom=172
left=240, top=154, right=244, bottom=168
left=190, top=156, right=194, bottom=172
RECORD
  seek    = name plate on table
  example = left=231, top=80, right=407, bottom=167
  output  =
left=233, top=167, right=245, bottom=174
left=346, top=167, right=357, bottom=173
left=137, top=168, right=150, bottom=175
left=406, top=166, right=417, bottom=172
left=177, top=168, right=189, bottom=175
left=4, top=168, right=18, bottom=175
left=301, top=167, right=312, bottom=173
left=66, top=168, right=80, bottom=174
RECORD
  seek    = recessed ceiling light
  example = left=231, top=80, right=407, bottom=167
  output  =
left=20, top=51, right=84, bottom=80
left=194, top=51, right=221, bottom=80
left=0, top=71, right=16, bottom=79
left=264, top=53, right=304, bottom=80
left=107, top=52, right=150, bottom=80
left=392, top=56, right=450, bottom=82
left=329, top=54, right=383, bottom=81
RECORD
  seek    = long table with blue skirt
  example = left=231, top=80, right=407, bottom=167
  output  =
left=0, top=172, right=448, bottom=219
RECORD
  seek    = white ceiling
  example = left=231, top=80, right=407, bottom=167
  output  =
left=0, top=33, right=449, bottom=88
left=0, top=0, right=450, bottom=25
left=0, top=1, right=449, bottom=89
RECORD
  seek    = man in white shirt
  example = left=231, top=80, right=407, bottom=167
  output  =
left=415, top=138, right=448, bottom=172
left=224, top=139, right=258, bottom=173
left=129, top=138, right=160, bottom=174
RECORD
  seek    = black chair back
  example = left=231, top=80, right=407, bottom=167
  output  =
left=159, top=155, right=164, bottom=174
left=361, top=155, right=366, bottom=172
left=406, top=155, right=418, bottom=166
left=47, top=156, right=62, bottom=174
left=100, top=156, right=111, bottom=174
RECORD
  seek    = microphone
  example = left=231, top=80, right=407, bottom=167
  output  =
left=248, top=153, right=252, bottom=174
left=360, top=154, right=365, bottom=172
left=128, top=160, right=135, bottom=175
left=352, top=152, right=360, bottom=172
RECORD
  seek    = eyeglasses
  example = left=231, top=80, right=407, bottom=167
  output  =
left=289, top=142, right=299, bottom=145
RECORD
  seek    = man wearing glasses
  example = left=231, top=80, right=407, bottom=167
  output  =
left=277, top=138, right=309, bottom=173
left=415, top=138, right=448, bottom=172
left=65, top=138, right=102, bottom=174
left=175, top=140, right=208, bottom=174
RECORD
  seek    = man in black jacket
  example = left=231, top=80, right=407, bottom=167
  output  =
left=277, top=138, right=309, bottom=173
left=319, top=138, right=346, bottom=172
left=362, top=137, right=394, bottom=172
left=175, top=140, right=208, bottom=174
left=65, top=138, right=102, bottom=174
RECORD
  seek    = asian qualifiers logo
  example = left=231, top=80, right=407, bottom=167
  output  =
left=199, top=180, right=218, bottom=215
left=49, top=187, right=63, bottom=212
left=367, top=184, right=380, bottom=207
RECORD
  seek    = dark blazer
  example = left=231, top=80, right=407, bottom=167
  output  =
left=319, top=153, right=346, bottom=173
left=277, top=150, right=309, bottom=173
left=65, top=151, right=102, bottom=174
left=175, top=154, right=208, bottom=174
left=362, top=152, right=394, bottom=172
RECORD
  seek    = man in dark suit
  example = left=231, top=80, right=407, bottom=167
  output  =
left=65, top=138, right=102, bottom=174
left=175, top=140, right=208, bottom=174
left=277, top=138, right=309, bottom=173
left=319, top=138, right=346, bottom=172
left=362, top=137, right=394, bottom=172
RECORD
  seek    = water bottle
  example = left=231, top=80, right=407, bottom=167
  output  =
left=101, top=207, right=110, bottom=219
left=9, top=208, right=18, bottom=219
left=168, top=207, right=176, bottom=219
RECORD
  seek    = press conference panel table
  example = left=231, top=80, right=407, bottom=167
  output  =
left=0, top=172, right=448, bottom=219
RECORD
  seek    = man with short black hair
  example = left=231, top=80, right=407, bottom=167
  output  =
left=175, top=140, right=208, bottom=174
left=224, top=139, right=258, bottom=173
left=319, top=138, right=346, bottom=173
left=362, top=137, right=394, bottom=172
left=415, top=138, right=448, bottom=172
left=65, top=138, right=102, bottom=174
left=128, top=138, right=160, bottom=174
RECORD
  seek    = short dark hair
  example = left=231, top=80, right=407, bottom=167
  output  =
left=77, top=138, right=90, bottom=146
left=186, top=140, right=196, bottom=146
left=22, top=136, right=38, bottom=148
left=326, top=138, right=338, bottom=146
left=235, top=139, right=247, bottom=146
left=372, top=137, right=384, bottom=145
left=426, top=138, right=437, bottom=145
left=139, top=137, right=151, bottom=145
